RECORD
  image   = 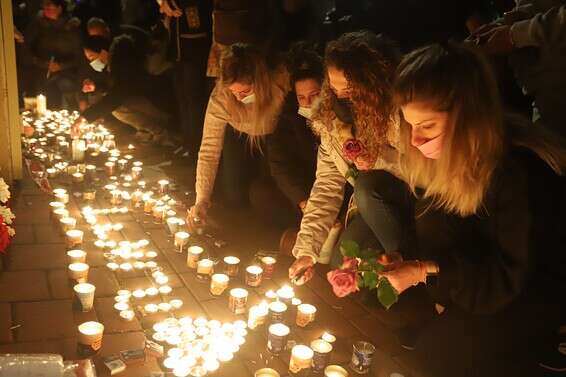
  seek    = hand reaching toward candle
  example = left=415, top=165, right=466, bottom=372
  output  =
left=378, top=260, right=427, bottom=294
left=289, top=256, right=315, bottom=285
left=187, top=201, right=209, bottom=232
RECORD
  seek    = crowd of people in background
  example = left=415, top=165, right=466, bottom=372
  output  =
left=12, top=1, right=566, bottom=376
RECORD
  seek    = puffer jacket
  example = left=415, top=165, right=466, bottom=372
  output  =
left=292, top=114, right=402, bottom=262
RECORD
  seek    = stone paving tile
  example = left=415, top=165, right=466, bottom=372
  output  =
left=94, top=297, right=142, bottom=334
left=165, top=288, right=206, bottom=319
left=13, top=205, right=51, bottom=225
left=8, top=244, right=67, bottom=270
left=11, top=224, right=35, bottom=245
left=13, top=300, right=77, bottom=342
left=34, top=224, right=66, bottom=244
left=349, top=312, right=405, bottom=357
left=47, top=269, right=74, bottom=299
left=0, top=270, right=50, bottom=301
left=88, top=267, right=120, bottom=297
left=0, top=339, right=63, bottom=355
left=0, top=303, right=13, bottom=343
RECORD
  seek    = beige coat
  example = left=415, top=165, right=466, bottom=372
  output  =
left=292, top=114, right=402, bottom=262
left=195, top=71, right=289, bottom=204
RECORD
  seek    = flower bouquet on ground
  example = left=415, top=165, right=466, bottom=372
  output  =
left=327, top=240, right=399, bottom=309
left=0, top=178, right=15, bottom=255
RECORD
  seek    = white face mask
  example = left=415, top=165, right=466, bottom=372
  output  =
left=89, top=58, right=106, bottom=72
left=240, top=93, right=256, bottom=105
left=298, top=106, right=313, bottom=119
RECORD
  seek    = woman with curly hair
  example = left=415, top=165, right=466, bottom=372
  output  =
left=288, top=31, right=408, bottom=284
left=380, top=43, right=566, bottom=377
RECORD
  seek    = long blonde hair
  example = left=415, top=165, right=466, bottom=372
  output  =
left=313, top=31, right=400, bottom=155
left=395, top=43, right=566, bottom=216
left=219, top=44, right=289, bottom=148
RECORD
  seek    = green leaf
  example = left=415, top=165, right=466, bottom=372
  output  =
left=345, top=166, right=359, bottom=181
left=340, top=240, right=360, bottom=258
left=377, top=277, right=399, bottom=310
left=359, top=247, right=380, bottom=260
left=362, top=271, right=378, bottom=290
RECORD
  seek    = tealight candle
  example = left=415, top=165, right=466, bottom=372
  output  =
left=53, top=208, right=69, bottom=219
left=104, top=161, right=115, bottom=176
left=152, top=206, right=166, bottom=224
left=145, top=261, right=158, bottom=269
left=267, top=323, right=290, bottom=355
left=72, top=172, right=84, bottom=184
left=277, top=285, right=295, bottom=306
left=106, top=262, right=119, bottom=271
left=131, top=166, right=142, bottom=180
left=68, top=262, right=89, bottom=283
left=114, top=302, right=129, bottom=311
left=110, top=190, right=122, bottom=205
left=144, top=304, right=159, bottom=313
left=296, top=304, right=317, bottom=328
left=166, top=217, right=181, bottom=234
left=265, top=290, right=277, bottom=300
left=229, top=288, right=248, bottom=315
left=324, top=365, right=349, bottom=377
left=66, top=229, right=84, bottom=248
left=321, top=332, right=336, bottom=344
left=254, top=368, right=280, bottom=377
left=174, top=231, right=190, bottom=253
left=133, top=261, right=146, bottom=269
left=145, top=287, right=159, bottom=296
left=132, top=289, right=146, bottom=299
left=311, top=339, right=333, bottom=374
left=196, top=259, right=214, bottom=281
left=145, top=250, right=158, bottom=259
left=143, top=197, right=156, bottom=214
left=261, top=256, right=277, bottom=279
left=158, top=302, right=172, bottom=312
left=60, top=217, right=77, bottom=232
left=186, top=246, right=203, bottom=268
left=54, top=191, right=69, bottom=204
left=289, top=345, right=314, bottom=375
left=245, top=265, right=263, bottom=287
left=67, top=249, right=86, bottom=264
left=158, top=179, right=169, bottom=194
left=82, top=190, right=96, bottom=202
left=209, top=273, right=229, bottom=296
left=120, top=310, right=135, bottom=321
left=170, top=299, right=183, bottom=309
left=248, top=302, right=269, bottom=330
left=223, top=256, right=240, bottom=277
left=269, top=301, right=288, bottom=324
left=155, top=275, right=169, bottom=285
left=119, top=263, right=133, bottom=272
left=159, top=285, right=172, bottom=295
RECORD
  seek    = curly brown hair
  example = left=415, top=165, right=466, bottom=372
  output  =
left=313, top=31, right=400, bottom=155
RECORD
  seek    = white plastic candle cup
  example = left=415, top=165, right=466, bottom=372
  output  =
left=267, top=323, right=290, bottom=355
left=66, top=229, right=84, bottom=248
left=322, top=332, right=337, bottom=344
left=248, top=303, right=269, bottom=330
left=143, top=197, right=156, bottom=214
left=110, top=190, right=122, bottom=205
left=209, top=273, right=229, bottom=296
left=53, top=208, right=69, bottom=220
left=289, top=345, right=314, bottom=375
left=276, top=285, right=295, bottom=306
left=68, top=262, right=89, bottom=283
left=114, top=302, right=129, bottom=311
left=186, top=246, right=204, bottom=268
left=73, top=283, right=95, bottom=312
left=67, top=249, right=86, bottom=264
left=223, top=256, right=240, bottom=277
left=166, top=217, right=180, bottom=234
left=120, top=310, right=135, bottom=321
left=245, top=265, right=263, bottom=287
left=261, top=256, right=277, bottom=279
left=82, top=190, right=96, bottom=202
left=152, top=206, right=166, bottom=224
left=158, top=179, right=169, bottom=194
left=72, top=172, right=84, bottom=184
left=324, top=365, right=349, bottom=377
left=131, top=166, right=142, bottom=180
left=269, top=301, right=288, bottom=324
left=254, top=368, right=280, bottom=377
left=311, top=339, right=333, bottom=374
left=196, top=258, right=214, bottom=281
left=104, top=161, right=115, bottom=176
left=60, top=217, right=77, bottom=233
left=229, top=288, right=248, bottom=314
left=158, top=285, right=172, bottom=295
left=77, top=321, right=104, bottom=351
left=296, top=304, right=317, bottom=328
left=174, top=231, right=190, bottom=253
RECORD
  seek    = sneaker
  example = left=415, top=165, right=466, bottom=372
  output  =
left=539, top=342, right=566, bottom=373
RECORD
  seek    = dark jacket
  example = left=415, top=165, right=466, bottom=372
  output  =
left=266, top=96, right=318, bottom=206
left=24, top=12, right=82, bottom=71
left=415, top=147, right=565, bottom=315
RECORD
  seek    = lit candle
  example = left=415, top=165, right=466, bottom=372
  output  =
left=158, top=179, right=169, bottom=194
left=254, top=368, right=280, bottom=377
left=322, top=332, right=336, bottom=344
left=73, top=283, right=95, bottom=312
left=68, top=262, right=89, bottom=283
left=60, top=217, right=77, bottom=232
left=223, top=256, right=240, bottom=277
left=120, top=310, right=135, bottom=321
left=196, top=259, right=214, bottom=281
left=296, top=304, right=317, bottom=328
left=245, top=265, right=263, bottom=287
left=166, top=217, right=181, bottom=234
left=77, top=321, right=104, bottom=353
left=104, top=161, right=115, bottom=176
left=261, top=256, right=277, bottom=279
left=110, top=190, right=122, bottom=205
left=72, top=172, right=84, bottom=184
left=145, top=250, right=158, bottom=259
left=82, top=190, right=96, bottom=202
left=186, top=246, right=203, bottom=269
left=66, top=229, right=84, bottom=248
left=265, top=290, right=277, bottom=300
left=106, top=262, right=119, bottom=271
left=289, top=345, right=314, bottom=375
left=209, top=273, right=229, bottom=296
left=119, top=263, right=133, bottom=272
left=267, top=323, right=290, bottom=355
left=131, top=166, right=142, bottom=180
left=269, top=301, right=288, bottom=324
left=132, top=289, right=146, bottom=299
left=159, top=285, right=172, bottom=295
left=170, top=299, right=183, bottom=309
left=144, top=304, right=159, bottom=314
left=158, top=302, right=172, bottom=312
left=247, top=302, right=269, bottom=330
left=311, top=339, right=333, bottom=374
left=277, top=285, right=295, bottom=306
left=228, top=288, right=248, bottom=315
left=114, top=302, right=129, bottom=311
left=71, top=139, right=86, bottom=162
left=324, top=365, right=349, bottom=377
left=66, top=249, right=86, bottom=264
left=36, top=94, right=47, bottom=115
left=174, top=232, right=190, bottom=253
left=155, top=275, right=169, bottom=285
left=152, top=206, right=166, bottom=224
left=145, top=287, right=159, bottom=296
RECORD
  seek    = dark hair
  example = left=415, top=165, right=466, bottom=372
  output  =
left=109, top=34, right=145, bottom=79
left=43, top=0, right=66, bottom=11
left=287, top=41, right=323, bottom=86
left=87, top=17, right=109, bottom=31
left=83, top=35, right=111, bottom=53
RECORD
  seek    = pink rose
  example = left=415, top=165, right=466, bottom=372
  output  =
left=327, top=268, right=359, bottom=298
left=342, top=139, right=364, bottom=162
left=342, top=256, right=359, bottom=270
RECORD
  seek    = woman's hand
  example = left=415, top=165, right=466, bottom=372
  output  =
left=289, top=256, right=315, bottom=285
left=186, top=201, right=209, bottom=232
left=379, top=260, right=426, bottom=294
left=71, top=117, right=84, bottom=137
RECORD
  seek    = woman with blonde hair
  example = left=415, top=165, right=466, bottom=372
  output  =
left=288, top=31, right=406, bottom=283
left=379, top=43, right=566, bottom=377
left=187, top=43, right=290, bottom=230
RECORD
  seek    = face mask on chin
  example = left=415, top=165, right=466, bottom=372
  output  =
left=414, top=133, right=444, bottom=159
left=240, top=93, right=256, bottom=105
left=89, top=58, right=106, bottom=72
left=298, top=106, right=313, bottom=119
left=332, top=96, right=355, bottom=124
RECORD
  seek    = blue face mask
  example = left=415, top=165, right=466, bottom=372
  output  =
left=89, top=58, right=106, bottom=72
left=240, top=93, right=256, bottom=105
